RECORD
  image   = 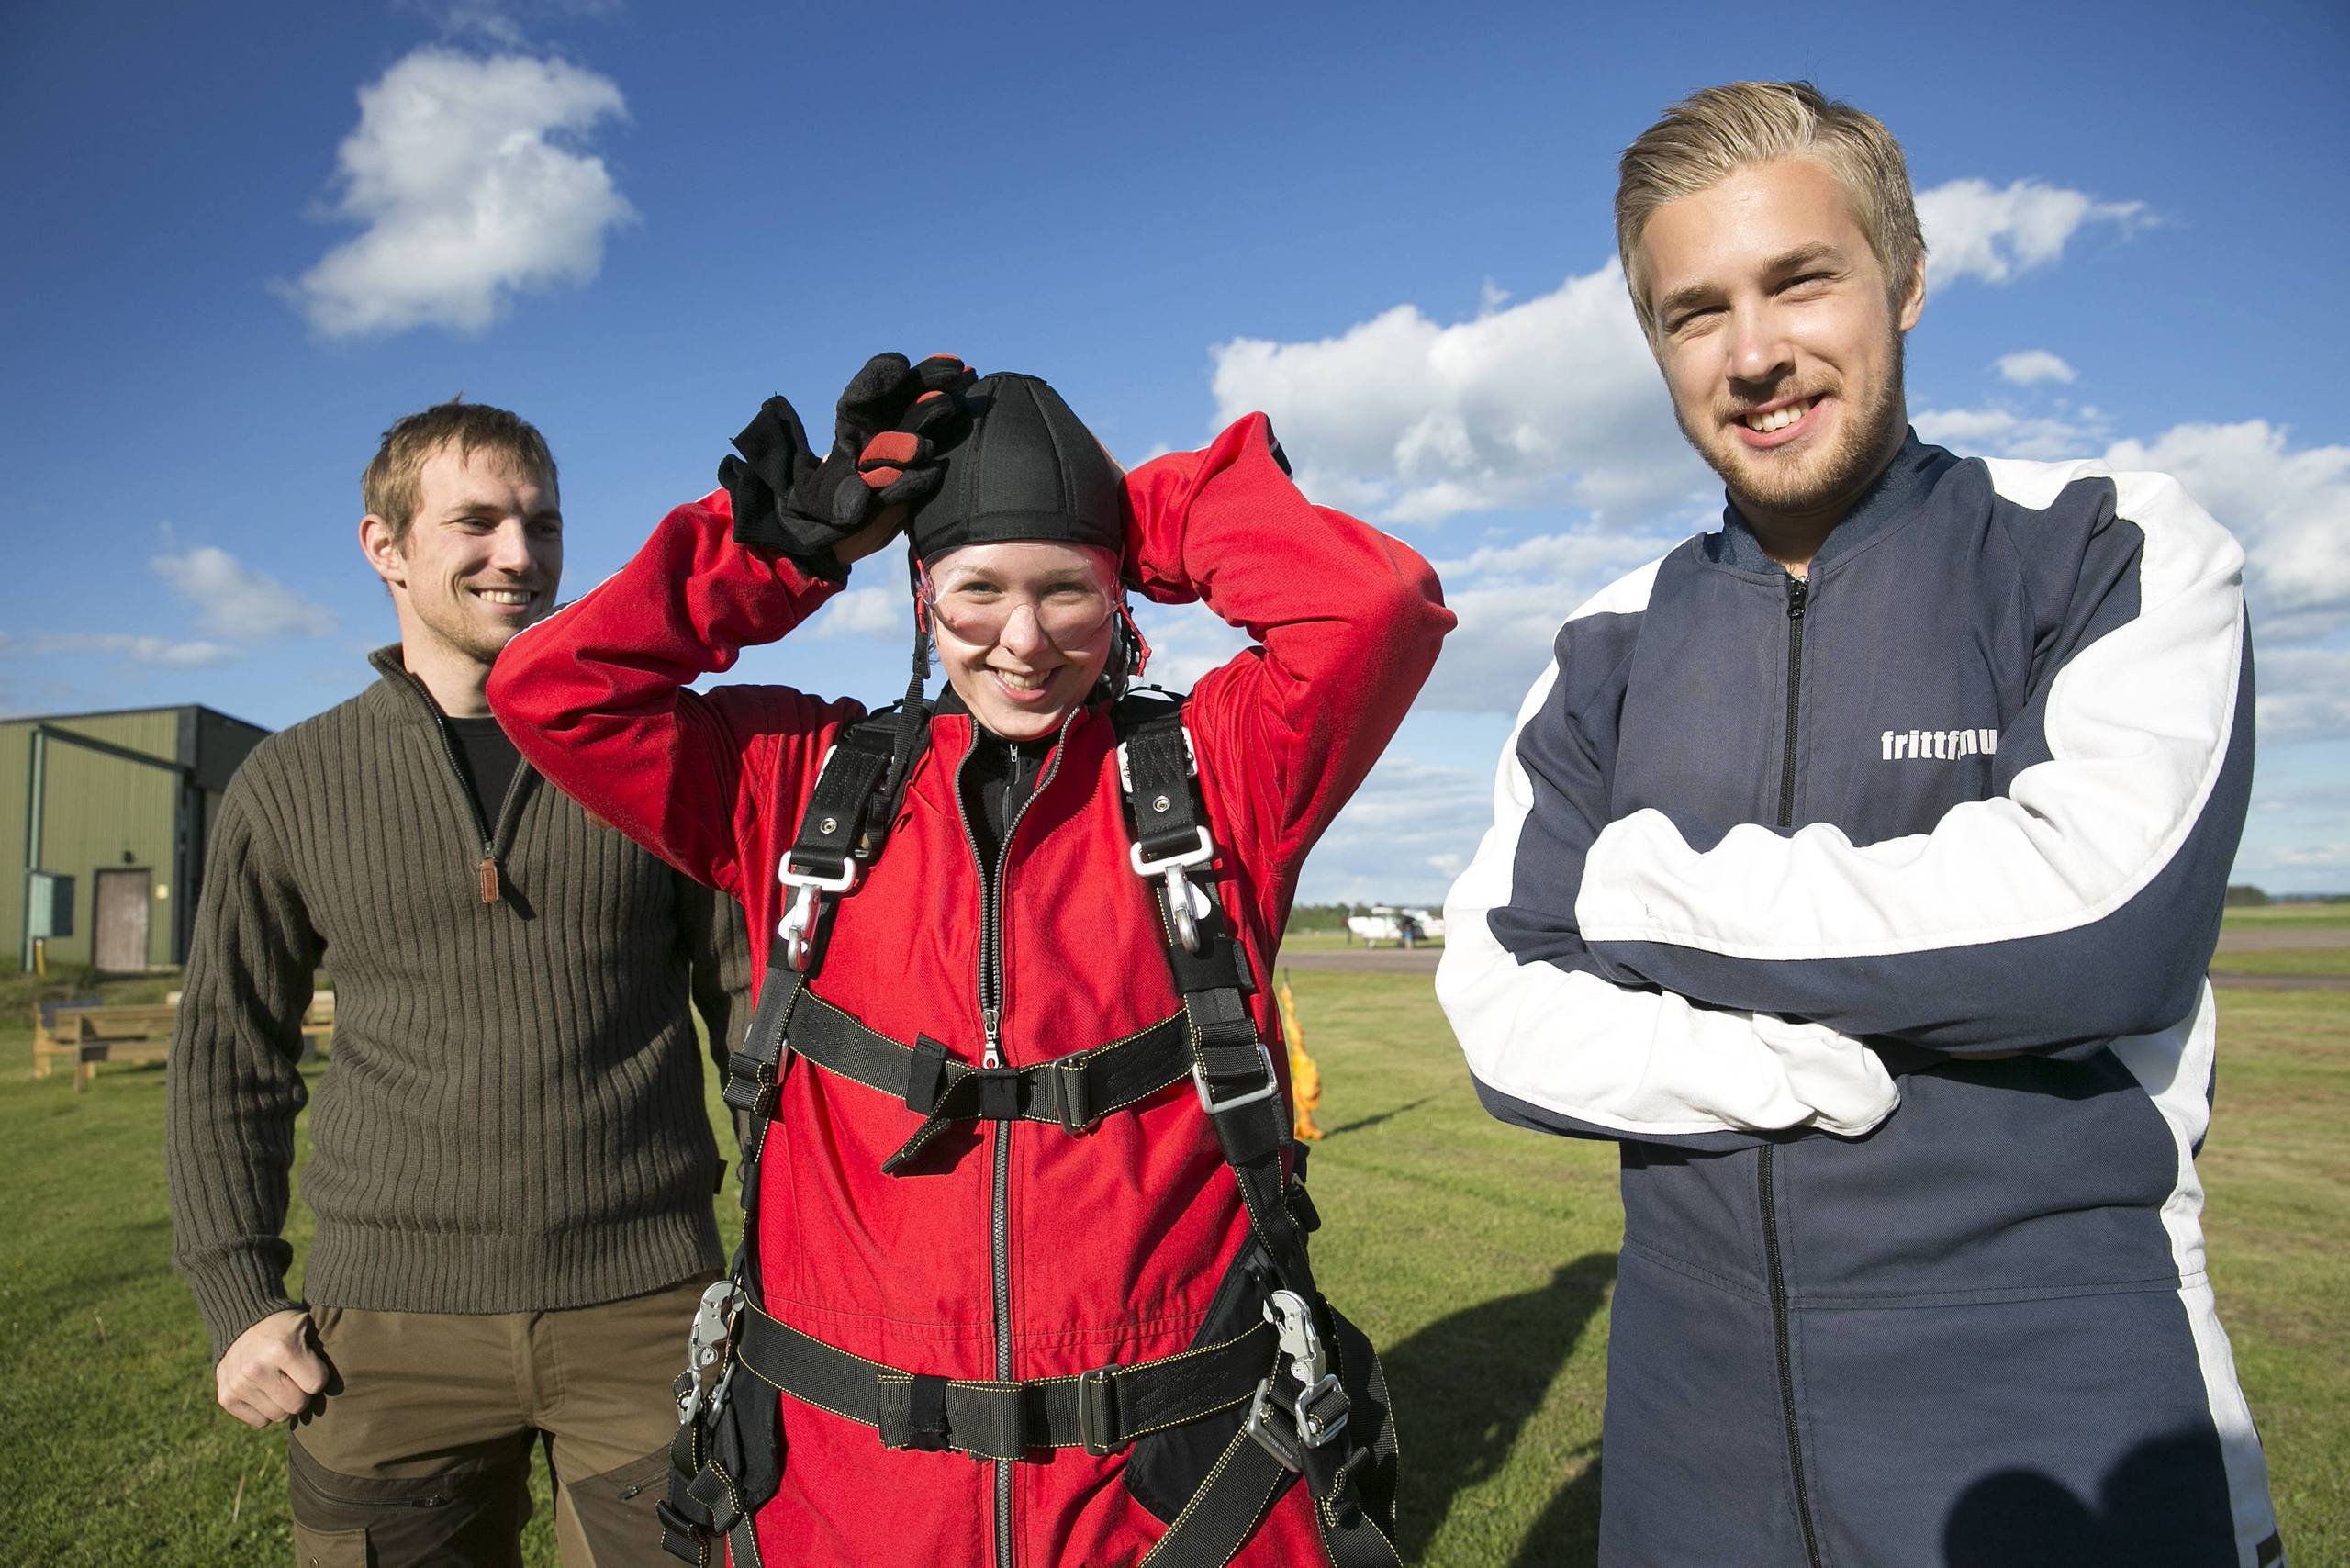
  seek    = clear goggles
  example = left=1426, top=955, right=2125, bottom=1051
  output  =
left=917, top=557, right=1120, bottom=646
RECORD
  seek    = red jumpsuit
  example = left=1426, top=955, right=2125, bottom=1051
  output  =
left=489, top=415, right=1451, bottom=1565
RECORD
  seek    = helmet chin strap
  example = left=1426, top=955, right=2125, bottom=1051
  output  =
left=876, top=569, right=934, bottom=821
left=1105, top=599, right=1150, bottom=700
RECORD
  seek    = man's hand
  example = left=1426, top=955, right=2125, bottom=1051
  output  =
left=216, top=1307, right=330, bottom=1428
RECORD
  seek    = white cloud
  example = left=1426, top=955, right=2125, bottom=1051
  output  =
left=1209, top=261, right=1708, bottom=529
left=1132, top=524, right=1676, bottom=720
left=1416, top=529, right=1683, bottom=711
left=1913, top=402, right=2111, bottom=461
left=1917, top=410, right=2350, bottom=739
left=803, top=586, right=908, bottom=641
left=1131, top=601, right=1249, bottom=692
left=1995, top=350, right=2076, bottom=386
left=150, top=545, right=337, bottom=640
left=16, top=632, right=239, bottom=667
left=2102, top=420, right=2350, bottom=637
left=1916, top=178, right=2149, bottom=287
left=398, top=0, right=629, bottom=48
left=2255, top=647, right=2350, bottom=744
left=1295, top=755, right=1497, bottom=905
left=285, top=48, right=633, bottom=338
left=2265, top=842, right=2350, bottom=869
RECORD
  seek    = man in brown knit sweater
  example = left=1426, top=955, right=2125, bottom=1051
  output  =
left=167, top=402, right=749, bottom=1566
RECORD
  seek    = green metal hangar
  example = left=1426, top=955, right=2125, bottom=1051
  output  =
left=4, top=706, right=269, bottom=973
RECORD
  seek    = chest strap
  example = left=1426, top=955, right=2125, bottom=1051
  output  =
left=735, top=1302, right=1277, bottom=1462
left=781, top=991, right=1196, bottom=1170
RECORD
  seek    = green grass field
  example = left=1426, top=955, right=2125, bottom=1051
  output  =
left=2222, top=904, right=2350, bottom=928
left=1, top=972, right=2342, bottom=1564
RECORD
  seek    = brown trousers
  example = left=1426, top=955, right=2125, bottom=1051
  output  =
left=287, top=1274, right=714, bottom=1568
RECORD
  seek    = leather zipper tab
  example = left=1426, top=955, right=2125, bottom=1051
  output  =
left=479, top=855, right=500, bottom=904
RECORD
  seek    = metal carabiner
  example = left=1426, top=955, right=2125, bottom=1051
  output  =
left=1130, top=829, right=1214, bottom=956
left=674, top=1278, right=745, bottom=1426
left=1246, top=1290, right=1349, bottom=1467
left=1259, top=1289, right=1348, bottom=1450
left=776, top=857, right=859, bottom=972
left=1263, top=1289, right=1327, bottom=1388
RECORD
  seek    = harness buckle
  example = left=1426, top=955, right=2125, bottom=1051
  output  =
left=1192, top=1040, right=1279, bottom=1116
left=1293, top=1372, right=1349, bottom=1450
left=971, top=1067, right=1023, bottom=1122
left=777, top=857, right=859, bottom=971
left=1050, top=1059, right=1097, bottom=1136
left=674, top=1278, right=745, bottom=1426
left=1243, top=1377, right=1304, bottom=1472
left=1076, top=1363, right=1122, bottom=1456
left=1129, top=830, right=1214, bottom=957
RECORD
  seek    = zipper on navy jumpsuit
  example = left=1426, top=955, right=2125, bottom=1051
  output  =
left=954, top=716, right=1072, bottom=1568
left=1763, top=570, right=1825, bottom=1568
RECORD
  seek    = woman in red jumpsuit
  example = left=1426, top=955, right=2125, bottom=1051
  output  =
left=490, top=362, right=1450, bottom=1567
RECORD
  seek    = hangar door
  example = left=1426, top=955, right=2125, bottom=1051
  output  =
left=94, top=868, right=151, bottom=972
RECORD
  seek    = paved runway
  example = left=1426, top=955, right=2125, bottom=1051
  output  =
left=2211, top=925, right=2350, bottom=952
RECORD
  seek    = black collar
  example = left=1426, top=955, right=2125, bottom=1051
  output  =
left=1708, top=429, right=1953, bottom=573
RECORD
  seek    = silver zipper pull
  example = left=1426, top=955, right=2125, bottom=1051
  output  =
left=981, top=1006, right=1002, bottom=1070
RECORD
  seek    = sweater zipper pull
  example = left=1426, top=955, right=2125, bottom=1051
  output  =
left=479, top=854, right=500, bottom=904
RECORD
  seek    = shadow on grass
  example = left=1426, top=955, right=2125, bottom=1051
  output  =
left=1383, top=1250, right=1616, bottom=1564
left=1319, top=1096, right=1435, bottom=1139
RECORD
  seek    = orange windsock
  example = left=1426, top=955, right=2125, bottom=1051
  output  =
left=1278, top=973, right=1323, bottom=1142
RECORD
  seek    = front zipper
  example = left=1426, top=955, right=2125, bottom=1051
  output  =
left=395, top=666, right=531, bottom=904
left=952, top=715, right=1074, bottom=1568
left=1764, top=568, right=1825, bottom=1568
left=1777, top=572, right=1808, bottom=828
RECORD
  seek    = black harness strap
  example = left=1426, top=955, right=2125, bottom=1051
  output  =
left=1115, top=699, right=1315, bottom=1305
left=722, top=964, right=803, bottom=1157
left=777, top=991, right=1196, bottom=1169
left=733, top=1302, right=1279, bottom=1462
left=1113, top=693, right=1404, bottom=1568
left=789, top=722, right=899, bottom=878
left=662, top=711, right=919, bottom=1566
left=1124, top=718, right=1206, bottom=863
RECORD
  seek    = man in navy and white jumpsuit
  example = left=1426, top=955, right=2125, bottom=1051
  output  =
left=1437, top=81, right=2285, bottom=1567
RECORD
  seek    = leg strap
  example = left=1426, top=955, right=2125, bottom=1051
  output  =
left=732, top=1302, right=1278, bottom=1462
left=1136, top=1425, right=1401, bottom=1568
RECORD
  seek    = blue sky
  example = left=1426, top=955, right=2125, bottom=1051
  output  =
left=5, top=0, right=2345, bottom=902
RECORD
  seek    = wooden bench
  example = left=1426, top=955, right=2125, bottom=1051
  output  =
left=30, top=994, right=338, bottom=1091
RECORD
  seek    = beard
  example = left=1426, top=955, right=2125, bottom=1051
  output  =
left=1682, top=331, right=1908, bottom=524
left=413, top=585, right=534, bottom=668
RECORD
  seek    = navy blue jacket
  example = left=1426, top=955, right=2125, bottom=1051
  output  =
left=1438, top=435, right=2284, bottom=1567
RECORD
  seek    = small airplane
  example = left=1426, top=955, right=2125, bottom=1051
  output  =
left=1344, top=906, right=1447, bottom=947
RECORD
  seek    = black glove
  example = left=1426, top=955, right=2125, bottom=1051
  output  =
left=720, top=356, right=976, bottom=580
left=719, top=393, right=835, bottom=571
left=832, top=353, right=975, bottom=511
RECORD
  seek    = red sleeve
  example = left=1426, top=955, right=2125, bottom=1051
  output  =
left=487, top=488, right=866, bottom=899
left=1124, top=414, right=1453, bottom=913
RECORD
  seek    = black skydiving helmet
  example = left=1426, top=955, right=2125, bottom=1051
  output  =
left=904, top=373, right=1144, bottom=697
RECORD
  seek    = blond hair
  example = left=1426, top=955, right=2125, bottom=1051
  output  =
left=363, top=399, right=557, bottom=545
left=1616, top=81, right=1926, bottom=338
